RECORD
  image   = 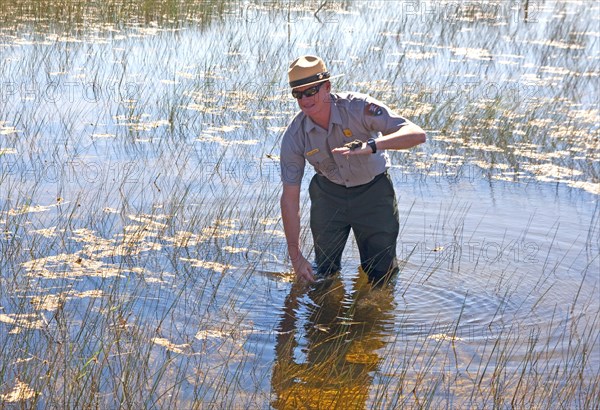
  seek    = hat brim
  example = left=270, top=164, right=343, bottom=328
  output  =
left=290, top=74, right=345, bottom=90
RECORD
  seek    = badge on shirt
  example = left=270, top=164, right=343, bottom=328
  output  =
left=306, top=148, right=319, bottom=156
left=343, top=128, right=353, bottom=138
left=365, top=103, right=383, bottom=116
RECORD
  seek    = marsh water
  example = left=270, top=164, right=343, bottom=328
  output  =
left=0, top=0, right=598, bottom=408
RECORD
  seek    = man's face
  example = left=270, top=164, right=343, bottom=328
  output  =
left=292, top=81, right=330, bottom=117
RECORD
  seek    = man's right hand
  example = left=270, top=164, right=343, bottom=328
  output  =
left=281, top=184, right=315, bottom=283
left=291, top=253, right=315, bottom=283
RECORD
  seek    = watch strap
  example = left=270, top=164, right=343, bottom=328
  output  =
left=367, top=138, right=377, bottom=153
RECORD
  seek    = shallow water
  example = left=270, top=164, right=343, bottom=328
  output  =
left=0, top=0, right=598, bottom=408
left=244, top=177, right=599, bottom=408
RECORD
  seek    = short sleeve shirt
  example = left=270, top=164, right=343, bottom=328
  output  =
left=280, top=92, right=407, bottom=187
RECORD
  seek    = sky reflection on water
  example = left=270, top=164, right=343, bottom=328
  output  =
left=0, top=0, right=598, bottom=408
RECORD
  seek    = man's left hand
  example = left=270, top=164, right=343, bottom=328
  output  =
left=331, top=143, right=370, bottom=156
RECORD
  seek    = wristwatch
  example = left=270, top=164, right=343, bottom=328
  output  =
left=367, top=138, right=377, bottom=153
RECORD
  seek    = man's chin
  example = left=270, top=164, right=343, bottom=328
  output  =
left=301, top=105, right=317, bottom=115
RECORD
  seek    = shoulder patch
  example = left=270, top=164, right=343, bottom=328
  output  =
left=365, top=103, right=383, bottom=116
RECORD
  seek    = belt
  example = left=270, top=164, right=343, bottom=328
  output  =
left=316, top=171, right=387, bottom=189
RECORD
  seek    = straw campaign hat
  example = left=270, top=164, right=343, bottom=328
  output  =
left=288, top=55, right=344, bottom=89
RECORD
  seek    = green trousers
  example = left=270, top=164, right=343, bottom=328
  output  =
left=308, top=172, right=400, bottom=284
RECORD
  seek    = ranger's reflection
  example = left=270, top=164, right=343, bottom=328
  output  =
left=271, top=271, right=396, bottom=409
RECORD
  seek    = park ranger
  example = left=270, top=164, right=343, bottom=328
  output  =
left=280, top=55, right=426, bottom=285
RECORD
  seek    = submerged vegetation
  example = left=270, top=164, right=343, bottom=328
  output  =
left=0, top=0, right=598, bottom=408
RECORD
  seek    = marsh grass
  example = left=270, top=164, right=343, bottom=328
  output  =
left=1, top=0, right=599, bottom=408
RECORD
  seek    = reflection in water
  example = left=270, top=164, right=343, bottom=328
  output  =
left=271, top=271, right=396, bottom=409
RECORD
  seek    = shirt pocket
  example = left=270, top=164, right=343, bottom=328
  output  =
left=304, top=148, right=329, bottom=167
left=305, top=149, right=338, bottom=178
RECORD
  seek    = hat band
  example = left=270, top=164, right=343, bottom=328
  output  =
left=289, top=71, right=330, bottom=88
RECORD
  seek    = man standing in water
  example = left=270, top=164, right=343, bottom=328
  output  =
left=280, top=55, right=426, bottom=285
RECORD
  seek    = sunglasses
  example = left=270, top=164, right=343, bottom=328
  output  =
left=291, top=82, right=324, bottom=99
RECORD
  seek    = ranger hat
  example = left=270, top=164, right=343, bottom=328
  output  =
left=288, top=55, right=344, bottom=89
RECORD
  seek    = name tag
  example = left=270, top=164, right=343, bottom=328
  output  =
left=306, top=148, right=319, bottom=156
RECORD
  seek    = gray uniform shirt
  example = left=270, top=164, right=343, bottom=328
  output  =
left=280, top=92, right=407, bottom=187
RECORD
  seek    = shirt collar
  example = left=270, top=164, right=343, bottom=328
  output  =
left=301, top=94, right=342, bottom=133
left=330, top=97, right=343, bottom=126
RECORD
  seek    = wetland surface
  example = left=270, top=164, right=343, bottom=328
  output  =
left=0, top=0, right=598, bottom=408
